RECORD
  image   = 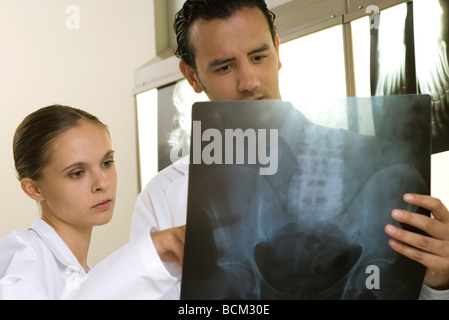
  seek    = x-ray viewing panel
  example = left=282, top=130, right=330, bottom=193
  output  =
left=181, top=95, right=431, bottom=300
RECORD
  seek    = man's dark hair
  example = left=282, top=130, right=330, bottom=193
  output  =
left=174, top=0, right=277, bottom=70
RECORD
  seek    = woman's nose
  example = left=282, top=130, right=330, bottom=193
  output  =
left=92, top=170, right=109, bottom=192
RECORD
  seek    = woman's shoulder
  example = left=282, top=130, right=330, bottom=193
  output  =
left=0, top=226, right=57, bottom=299
left=0, top=227, right=46, bottom=277
left=1, top=227, right=42, bottom=252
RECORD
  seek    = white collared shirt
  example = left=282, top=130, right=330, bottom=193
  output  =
left=0, top=219, right=179, bottom=300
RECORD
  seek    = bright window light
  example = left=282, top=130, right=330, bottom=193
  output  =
left=136, top=88, right=158, bottom=190
left=351, top=16, right=371, bottom=98
left=279, top=25, right=347, bottom=127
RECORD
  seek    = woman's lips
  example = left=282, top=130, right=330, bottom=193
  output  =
left=93, top=199, right=112, bottom=210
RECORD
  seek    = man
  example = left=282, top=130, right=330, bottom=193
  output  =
left=131, top=0, right=449, bottom=299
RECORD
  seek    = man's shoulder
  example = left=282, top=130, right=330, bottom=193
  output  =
left=142, top=155, right=190, bottom=192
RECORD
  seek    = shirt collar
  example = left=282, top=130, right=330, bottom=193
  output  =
left=28, top=219, right=88, bottom=275
left=172, top=155, right=189, bottom=175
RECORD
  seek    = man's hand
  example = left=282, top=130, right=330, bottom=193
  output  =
left=385, top=194, right=449, bottom=290
left=151, top=225, right=186, bottom=267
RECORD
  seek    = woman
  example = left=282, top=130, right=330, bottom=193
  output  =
left=0, top=105, right=185, bottom=299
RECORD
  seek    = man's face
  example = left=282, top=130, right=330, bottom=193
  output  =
left=180, top=6, right=282, bottom=101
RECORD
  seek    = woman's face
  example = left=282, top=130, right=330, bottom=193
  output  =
left=34, top=120, right=117, bottom=229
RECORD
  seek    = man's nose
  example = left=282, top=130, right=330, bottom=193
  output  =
left=237, top=62, right=260, bottom=94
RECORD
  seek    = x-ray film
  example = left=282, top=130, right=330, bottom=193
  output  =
left=181, top=95, right=431, bottom=300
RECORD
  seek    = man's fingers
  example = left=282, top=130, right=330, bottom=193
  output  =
left=385, top=223, right=449, bottom=256
left=403, top=193, right=449, bottom=223
left=389, top=194, right=449, bottom=289
left=390, top=208, right=449, bottom=241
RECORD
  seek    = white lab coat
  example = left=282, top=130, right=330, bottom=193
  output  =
left=131, top=156, right=189, bottom=299
left=131, top=156, right=449, bottom=300
left=0, top=219, right=179, bottom=300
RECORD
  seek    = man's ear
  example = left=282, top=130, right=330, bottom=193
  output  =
left=275, top=33, right=282, bottom=71
left=179, top=61, right=204, bottom=94
left=21, top=178, right=45, bottom=202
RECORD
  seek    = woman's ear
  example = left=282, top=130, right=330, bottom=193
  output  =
left=21, top=178, right=45, bottom=202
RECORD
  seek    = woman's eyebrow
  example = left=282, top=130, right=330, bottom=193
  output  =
left=60, top=150, right=115, bottom=173
left=61, top=161, right=86, bottom=174
left=102, top=150, right=115, bottom=160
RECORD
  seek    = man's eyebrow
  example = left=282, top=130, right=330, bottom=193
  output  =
left=208, top=57, right=236, bottom=69
left=208, top=44, right=271, bottom=70
left=248, top=44, right=270, bottom=56
left=60, top=150, right=115, bottom=173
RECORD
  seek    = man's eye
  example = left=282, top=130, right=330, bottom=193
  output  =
left=252, top=55, right=266, bottom=62
left=216, top=65, right=231, bottom=73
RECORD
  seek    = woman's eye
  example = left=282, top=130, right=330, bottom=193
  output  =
left=69, top=171, right=84, bottom=179
left=102, top=160, right=115, bottom=167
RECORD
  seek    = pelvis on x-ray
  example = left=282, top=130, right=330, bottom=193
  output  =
left=181, top=96, right=431, bottom=300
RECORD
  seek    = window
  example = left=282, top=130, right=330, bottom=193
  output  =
left=279, top=25, right=347, bottom=128
left=136, top=89, right=158, bottom=190
left=351, top=16, right=371, bottom=98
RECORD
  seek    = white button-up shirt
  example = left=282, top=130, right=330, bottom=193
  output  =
left=0, top=219, right=179, bottom=300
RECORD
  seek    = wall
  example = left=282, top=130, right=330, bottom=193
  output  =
left=0, top=0, right=155, bottom=266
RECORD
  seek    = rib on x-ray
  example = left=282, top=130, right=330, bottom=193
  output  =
left=181, top=96, right=431, bottom=300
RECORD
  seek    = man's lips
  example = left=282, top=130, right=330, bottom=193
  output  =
left=244, top=96, right=265, bottom=100
left=92, top=199, right=113, bottom=210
